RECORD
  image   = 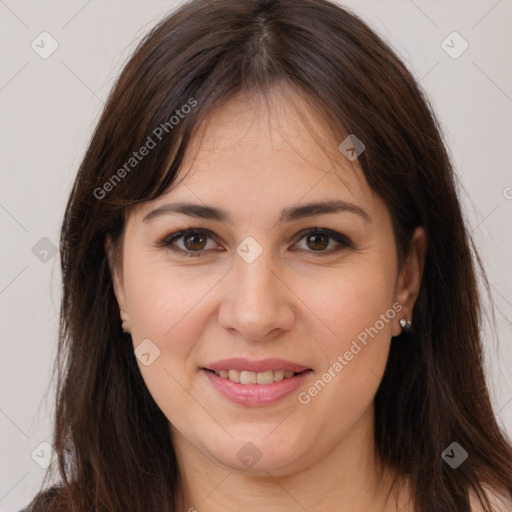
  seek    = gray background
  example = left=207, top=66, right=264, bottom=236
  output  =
left=1, top=1, right=511, bottom=510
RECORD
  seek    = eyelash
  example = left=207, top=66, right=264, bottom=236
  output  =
left=156, top=227, right=355, bottom=258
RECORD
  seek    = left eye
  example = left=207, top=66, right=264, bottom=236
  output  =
left=292, top=227, right=353, bottom=253
left=158, top=227, right=353, bottom=257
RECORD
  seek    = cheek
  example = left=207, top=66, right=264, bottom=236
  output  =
left=122, top=254, right=225, bottom=396
left=296, top=257, right=396, bottom=414
left=122, top=259, right=218, bottom=427
left=124, top=249, right=218, bottom=341
left=301, top=250, right=396, bottom=342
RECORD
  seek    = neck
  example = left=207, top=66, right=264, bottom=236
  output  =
left=171, top=404, right=408, bottom=511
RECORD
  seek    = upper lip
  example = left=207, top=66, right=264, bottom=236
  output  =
left=203, top=357, right=311, bottom=373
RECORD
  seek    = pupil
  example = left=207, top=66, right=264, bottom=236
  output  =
left=185, top=234, right=206, bottom=250
left=308, top=234, right=328, bottom=250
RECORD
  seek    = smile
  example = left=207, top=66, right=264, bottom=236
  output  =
left=202, top=368, right=313, bottom=406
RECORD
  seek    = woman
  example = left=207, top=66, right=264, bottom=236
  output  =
left=22, top=0, right=512, bottom=510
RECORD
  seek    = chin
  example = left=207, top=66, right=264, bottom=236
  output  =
left=207, top=435, right=309, bottom=476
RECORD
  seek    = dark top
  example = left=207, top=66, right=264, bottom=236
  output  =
left=18, top=485, right=63, bottom=512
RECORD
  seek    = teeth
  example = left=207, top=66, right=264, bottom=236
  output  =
left=213, top=369, right=300, bottom=384
left=228, top=369, right=240, bottom=383
left=240, top=371, right=257, bottom=384
left=273, top=370, right=285, bottom=381
left=256, top=371, right=273, bottom=384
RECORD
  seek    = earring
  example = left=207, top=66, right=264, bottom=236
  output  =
left=399, top=318, right=412, bottom=331
left=120, top=310, right=130, bottom=333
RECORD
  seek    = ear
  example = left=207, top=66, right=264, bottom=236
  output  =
left=105, top=235, right=129, bottom=324
left=392, top=226, right=427, bottom=336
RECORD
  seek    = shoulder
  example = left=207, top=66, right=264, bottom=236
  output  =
left=469, top=484, right=512, bottom=512
left=19, top=485, right=67, bottom=512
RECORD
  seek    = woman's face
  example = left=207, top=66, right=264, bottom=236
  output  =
left=110, top=87, right=424, bottom=476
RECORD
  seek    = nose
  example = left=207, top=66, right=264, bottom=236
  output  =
left=218, top=249, right=296, bottom=342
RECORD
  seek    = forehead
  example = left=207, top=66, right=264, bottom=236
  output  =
left=135, top=87, right=382, bottom=224
left=182, top=88, right=353, bottom=181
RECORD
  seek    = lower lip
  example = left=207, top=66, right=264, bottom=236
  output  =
left=202, top=369, right=312, bottom=406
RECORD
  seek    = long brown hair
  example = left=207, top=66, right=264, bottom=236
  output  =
left=27, top=0, right=512, bottom=510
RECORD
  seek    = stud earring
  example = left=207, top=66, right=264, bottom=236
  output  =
left=120, top=310, right=130, bottom=333
left=399, top=318, right=412, bottom=331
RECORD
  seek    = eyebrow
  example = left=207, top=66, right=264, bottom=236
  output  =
left=142, top=199, right=371, bottom=224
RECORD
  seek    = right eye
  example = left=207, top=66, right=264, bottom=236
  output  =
left=158, top=228, right=222, bottom=257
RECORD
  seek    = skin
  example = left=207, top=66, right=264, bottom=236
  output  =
left=108, top=85, right=426, bottom=511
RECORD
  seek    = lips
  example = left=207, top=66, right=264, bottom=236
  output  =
left=201, top=358, right=313, bottom=405
left=203, top=368, right=312, bottom=406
